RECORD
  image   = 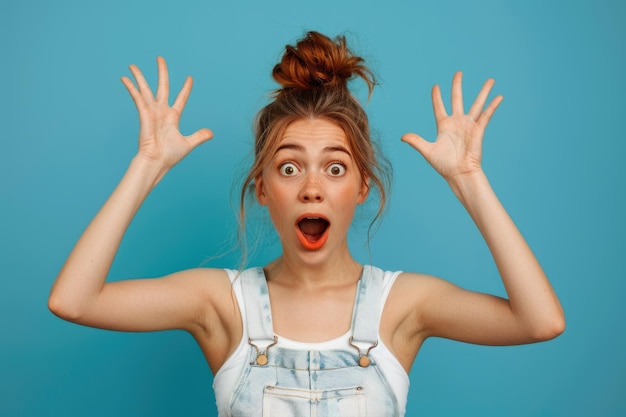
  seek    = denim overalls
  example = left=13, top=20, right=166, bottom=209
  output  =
left=228, top=265, right=400, bottom=417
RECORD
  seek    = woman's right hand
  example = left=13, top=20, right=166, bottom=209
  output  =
left=49, top=58, right=220, bottom=333
left=121, top=57, right=213, bottom=171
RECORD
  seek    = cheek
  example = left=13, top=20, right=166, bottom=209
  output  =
left=263, top=186, right=292, bottom=221
left=332, top=185, right=362, bottom=219
left=264, top=182, right=290, bottom=206
left=266, top=202, right=292, bottom=238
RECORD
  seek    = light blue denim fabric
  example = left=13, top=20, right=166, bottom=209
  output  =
left=229, top=266, right=399, bottom=417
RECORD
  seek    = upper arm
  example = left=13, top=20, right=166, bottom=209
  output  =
left=393, top=272, right=549, bottom=346
left=50, top=268, right=234, bottom=334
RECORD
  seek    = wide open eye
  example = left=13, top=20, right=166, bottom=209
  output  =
left=327, top=162, right=346, bottom=177
left=279, top=162, right=299, bottom=176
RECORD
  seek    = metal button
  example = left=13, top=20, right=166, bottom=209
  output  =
left=256, top=353, right=268, bottom=366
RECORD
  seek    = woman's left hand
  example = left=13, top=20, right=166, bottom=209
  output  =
left=396, top=73, right=566, bottom=352
left=402, top=72, right=503, bottom=182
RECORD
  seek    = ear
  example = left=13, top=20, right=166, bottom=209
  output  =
left=357, top=176, right=370, bottom=204
left=255, top=175, right=267, bottom=205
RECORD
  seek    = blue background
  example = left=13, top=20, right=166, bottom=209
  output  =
left=2, top=0, right=624, bottom=415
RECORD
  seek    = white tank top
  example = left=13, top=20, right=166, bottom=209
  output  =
left=213, top=267, right=410, bottom=416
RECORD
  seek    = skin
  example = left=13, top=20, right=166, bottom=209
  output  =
left=49, top=57, right=565, bottom=377
left=255, top=118, right=369, bottom=342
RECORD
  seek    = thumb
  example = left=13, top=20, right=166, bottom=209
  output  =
left=401, top=132, right=431, bottom=159
left=187, top=128, right=214, bottom=148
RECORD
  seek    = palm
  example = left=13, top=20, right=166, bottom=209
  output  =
left=425, top=114, right=484, bottom=178
left=403, top=72, right=502, bottom=181
left=121, top=57, right=212, bottom=169
left=135, top=97, right=190, bottom=166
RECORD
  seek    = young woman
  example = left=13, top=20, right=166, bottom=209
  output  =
left=49, top=32, right=565, bottom=416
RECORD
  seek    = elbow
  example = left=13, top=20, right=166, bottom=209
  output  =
left=529, top=313, right=566, bottom=342
left=48, top=293, right=84, bottom=322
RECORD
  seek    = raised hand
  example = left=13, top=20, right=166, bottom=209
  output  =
left=49, top=58, right=216, bottom=333
left=121, top=57, right=213, bottom=170
left=402, top=72, right=503, bottom=182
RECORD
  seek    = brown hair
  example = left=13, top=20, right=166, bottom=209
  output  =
left=239, top=31, right=391, bottom=258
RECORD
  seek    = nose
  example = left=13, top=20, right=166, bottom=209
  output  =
left=299, top=173, right=323, bottom=202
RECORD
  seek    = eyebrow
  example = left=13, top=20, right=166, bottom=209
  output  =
left=275, top=143, right=352, bottom=157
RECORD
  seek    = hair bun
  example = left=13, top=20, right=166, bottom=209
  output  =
left=272, top=31, right=374, bottom=94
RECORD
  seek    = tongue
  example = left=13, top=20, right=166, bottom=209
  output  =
left=299, top=218, right=328, bottom=239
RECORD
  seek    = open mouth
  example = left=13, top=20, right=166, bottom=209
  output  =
left=296, top=215, right=330, bottom=250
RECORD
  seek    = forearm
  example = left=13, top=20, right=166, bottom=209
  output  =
left=448, top=170, right=565, bottom=339
left=49, top=155, right=167, bottom=319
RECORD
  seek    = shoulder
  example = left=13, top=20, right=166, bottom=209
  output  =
left=383, top=271, right=461, bottom=324
left=389, top=271, right=462, bottom=306
left=376, top=268, right=436, bottom=294
left=162, top=267, right=233, bottom=293
left=161, top=268, right=238, bottom=324
left=187, top=267, right=266, bottom=316
left=393, top=271, right=458, bottom=292
left=182, top=267, right=238, bottom=301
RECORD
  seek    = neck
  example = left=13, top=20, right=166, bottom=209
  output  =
left=264, top=246, right=362, bottom=288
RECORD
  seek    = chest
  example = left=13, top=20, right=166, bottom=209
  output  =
left=267, top=284, right=356, bottom=342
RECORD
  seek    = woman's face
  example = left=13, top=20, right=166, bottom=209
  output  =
left=256, top=118, right=369, bottom=259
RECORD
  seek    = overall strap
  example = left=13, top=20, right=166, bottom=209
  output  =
left=349, top=265, right=384, bottom=366
left=240, top=267, right=276, bottom=365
